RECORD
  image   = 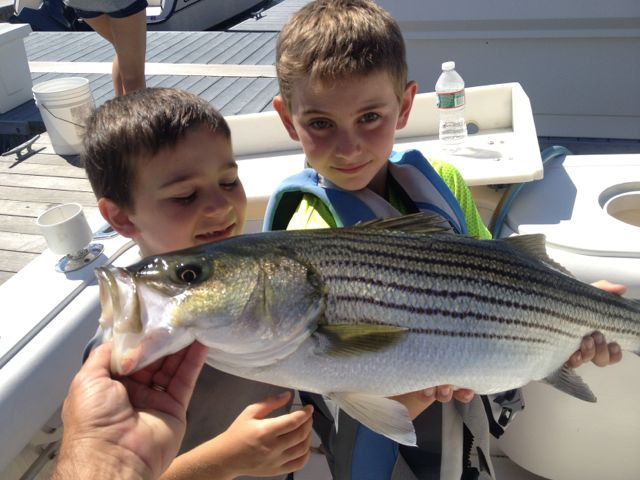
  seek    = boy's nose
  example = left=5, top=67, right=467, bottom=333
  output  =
left=203, top=192, right=231, bottom=214
left=334, top=129, right=361, bottom=159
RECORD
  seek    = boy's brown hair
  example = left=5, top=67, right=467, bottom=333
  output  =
left=276, top=0, right=407, bottom=108
left=83, top=87, right=231, bottom=211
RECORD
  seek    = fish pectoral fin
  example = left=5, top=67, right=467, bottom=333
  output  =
left=330, top=392, right=417, bottom=446
left=543, top=365, right=597, bottom=402
left=316, top=324, right=408, bottom=356
left=353, top=212, right=453, bottom=234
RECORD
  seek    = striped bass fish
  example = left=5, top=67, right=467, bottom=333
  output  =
left=96, top=214, right=640, bottom=445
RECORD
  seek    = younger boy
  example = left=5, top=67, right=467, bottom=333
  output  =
left=264, top=1, right=623, bottom=479
left=82, top=87, right=313, bottom=480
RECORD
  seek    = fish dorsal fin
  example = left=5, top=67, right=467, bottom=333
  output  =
left=329, top=392, right=417, bottom=446
left=501, top=234, right=574, bottom=277
left=316, top=324, right=408, bottom=356
left=354, top=212, right=453, bottom=234
left=543, top=365, right=597, bottom=402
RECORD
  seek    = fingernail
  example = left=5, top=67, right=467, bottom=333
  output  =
left=584, top=337, right=595, bottom=349
left=277, top=391, right=291, bottom=399
left=610, top=343, right=621, bottom=354
left=440, top=386, right=451, bottom=396
left=424, top=387, right=436, bottom=397
left=594, top=332, right=605, bottom=345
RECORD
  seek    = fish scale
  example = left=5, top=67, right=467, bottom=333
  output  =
left=96, top=214, right=640, bottom=445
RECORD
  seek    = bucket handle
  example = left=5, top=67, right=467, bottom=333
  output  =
left=35, top=98, right=87, bottom=130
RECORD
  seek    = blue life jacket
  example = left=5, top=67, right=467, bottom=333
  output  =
left=263, top=149, right=468, bottom=235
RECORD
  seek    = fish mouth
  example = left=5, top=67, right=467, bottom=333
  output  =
left=95, top=267, right=115, bottom=332
left=95, top=266, right=142, bottom=334
left=95, top=266, right=146, bottom=374
left=95, top=265, right=196, bottom=375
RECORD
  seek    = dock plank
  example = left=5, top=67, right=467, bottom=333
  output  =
left=0, top=186, right=97, bottom=206
left=0, top=201, right=99, bottom=222
left=0, top=173, right=92, bottom=191
left=0, top=271, right=13, bottom=284
left=0, top=231, right=47, bottom=253
left=0, top=160, right=88, bottom=178
left=0, top=214, right=44, bottom=235
left=0, top=249, right=39, bottom=274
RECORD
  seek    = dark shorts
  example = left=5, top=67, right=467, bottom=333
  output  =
left=74, top=0, right=148, bottom=19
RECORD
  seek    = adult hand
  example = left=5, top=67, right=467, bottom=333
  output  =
left=53, top=341, right=208, bottom=480
left=565, top=280, right=626, bottom=369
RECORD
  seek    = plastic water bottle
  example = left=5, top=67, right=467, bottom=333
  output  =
left=435, top=61, right=467, bottom=147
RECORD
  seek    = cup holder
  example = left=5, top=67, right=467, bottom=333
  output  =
left=599, top=183, right=640, bottom=228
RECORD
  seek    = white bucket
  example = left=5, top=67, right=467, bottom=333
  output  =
left=32, top=77, right=95, bottom=155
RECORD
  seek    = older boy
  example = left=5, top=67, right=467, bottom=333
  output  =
left=82, top=87, right=313, bottom=480
left=263, top=1, right=623, bottom=478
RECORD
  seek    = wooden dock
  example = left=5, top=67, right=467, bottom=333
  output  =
left=0, top=133, right=97, bottom=285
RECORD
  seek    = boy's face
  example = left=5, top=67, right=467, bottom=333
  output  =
left=102, top=126, right=246, bottom=257
left=274, top=70, right=416, bottom=194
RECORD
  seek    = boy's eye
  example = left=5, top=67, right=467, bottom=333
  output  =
left=172, top=192, right=197, bottom=204
left=360, top=112, right=380, bottom=123
left=221, top=178, right=239, bottom=189
left=309, top=119, right=332, bottom=130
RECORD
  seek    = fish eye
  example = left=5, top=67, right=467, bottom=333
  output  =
left=174, top=263, right=206, bottom=284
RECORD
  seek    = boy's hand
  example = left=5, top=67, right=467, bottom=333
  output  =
left=391, top=385, right=475, bottom=419
left=565, top=280, right=626, bottom=369
left=217, top=391, right=313, bottom=477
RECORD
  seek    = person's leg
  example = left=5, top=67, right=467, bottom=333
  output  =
left=82, top=15, right=124, bottom=96
left=107, top=10, right=147, bottom=95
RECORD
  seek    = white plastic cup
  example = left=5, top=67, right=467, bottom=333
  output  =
left=36, top=203, right=93, bottom=255
left=32, top=77, right=95, bottom=155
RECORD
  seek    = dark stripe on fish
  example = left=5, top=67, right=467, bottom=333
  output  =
left=326, top=276, right=584, bottom=338
left=331, top=293, right=573, bottom=341
left=312, top=246, right=639, bottom=330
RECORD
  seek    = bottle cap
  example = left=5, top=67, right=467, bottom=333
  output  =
left=442, top=61, right=455, bottom=71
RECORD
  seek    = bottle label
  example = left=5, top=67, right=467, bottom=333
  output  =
left=437, top=90, right=465, bottom=109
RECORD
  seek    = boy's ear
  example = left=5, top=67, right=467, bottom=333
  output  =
left=273, top=95, right=300, bottom=141
left=396, top=81, right=418, bottom=130
left=97, top=197, right=138, bottom=239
